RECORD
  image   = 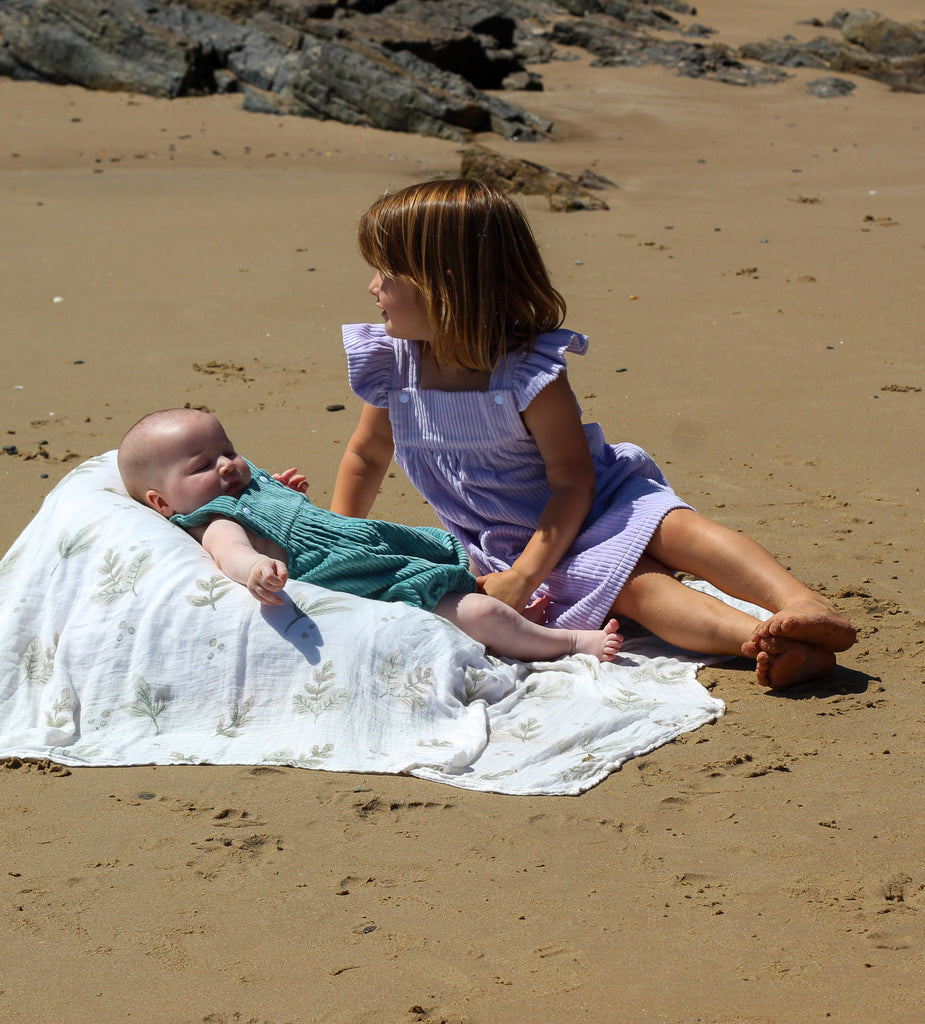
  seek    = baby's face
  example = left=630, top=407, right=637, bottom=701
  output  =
left=149, top=413, right=251, bottom=517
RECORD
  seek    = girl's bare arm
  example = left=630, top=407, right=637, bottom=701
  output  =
left=330, top=402, right=396, bottom=517
left=478, top=373, right=597, bottom=611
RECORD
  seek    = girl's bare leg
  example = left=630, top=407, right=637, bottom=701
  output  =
left=435, top=593, right=623, bottom=663
left=647, top=509, right=856, bottom=653
left=611, top=556, right=836, bottom=689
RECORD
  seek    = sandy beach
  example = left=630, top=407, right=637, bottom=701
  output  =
left=1, top=1, right=923, bottom=1021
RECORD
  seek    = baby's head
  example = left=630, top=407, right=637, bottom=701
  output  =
left=118, top=408, right=251, bottom=518
left=357, top=178, right=566, bottom=370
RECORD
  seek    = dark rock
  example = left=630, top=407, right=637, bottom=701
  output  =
left=740, top=9, right=925, bottom=94
left=551, top=15, right=644, bottom=64
left=0, top=0, right=206, bottom=97
left=460, top=144, right=611, bottom=212
left=576, top=167, right=617, bottom=190
left=241, top=83, right=284, bottom=113
left=840, top=10, right=925, bottom=57
left=551, top=11, right=788, bottom=86
left=807, top=75, right=856, bottom=97
left=827, top=10, right=852, bottom=31
left=1, top=0, right=920, bottom=139
left=501, top=69, right=543, bottom=91
left=739, top=38, right=830, bottom=70
left=0, top=0, right=555, bottom=138
left=684, top=24, right=717, bottom=39
left=282, top=38, right=551, bottom=141
left=338, top=0, right=526, bottom=90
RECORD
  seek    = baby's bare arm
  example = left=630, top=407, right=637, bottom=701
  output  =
left=246, top=558, right=290, bottom=605
left=200, top=517, right=289, bottom=605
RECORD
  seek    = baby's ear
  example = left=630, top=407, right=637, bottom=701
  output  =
left=145, top=490, right=172, bottom=517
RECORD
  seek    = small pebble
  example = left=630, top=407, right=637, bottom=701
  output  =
left=326, top=404, right=345, bottom=412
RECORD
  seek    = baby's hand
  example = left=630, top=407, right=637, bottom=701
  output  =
left=247, top=558, right=289, bottom=605
left=274, top=467, right=308, bottom=494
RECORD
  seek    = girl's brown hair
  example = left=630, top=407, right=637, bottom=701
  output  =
left=357, top=178, right=567, bottom=371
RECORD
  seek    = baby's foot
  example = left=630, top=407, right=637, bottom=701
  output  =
left=754, top=637, right=836, bottom=690
left=749, top=598, right=856, bottom=653
left=572, top=619, right=623, bottom=663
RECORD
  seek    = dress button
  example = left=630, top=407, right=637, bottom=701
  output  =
left=493, top=393, right=504, bottom=404
left=399, top=393, right=410, bottom=404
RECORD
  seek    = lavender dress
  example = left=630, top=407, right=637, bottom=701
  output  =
left=343, top=323, right=692, bottom=629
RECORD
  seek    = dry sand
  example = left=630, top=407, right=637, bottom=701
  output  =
left=1, top=2, right=923, bottom=1021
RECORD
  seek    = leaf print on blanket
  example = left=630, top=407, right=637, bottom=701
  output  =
left=126, top=675, right=170, bottom=735
left=92, top=547, right=153, bottom=605
left=51, top=518, right=104, bottom=575
left=215, top=696, right=256, bottom=737
left=263, top=744, right=334, bottom=768
left=602, top=688, right=660, bottom=714
left=461, top=667, right=495, bottom=704
left=292, top=661, right=350, bottom=719
left=378, top=655, right=434, bottom=710
left=46, top=687, right=72, bottom=729
left=284, top=593, right=354, bottom=637
left=558, top=740, right=624, bottom=786
left=507, top=716, right=542, bottom=743
left=185, top=574, right=235, bottom=610
left=20, top=635, right=57, bottom=686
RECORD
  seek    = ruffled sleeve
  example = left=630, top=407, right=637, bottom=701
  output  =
left=509, top=329, right=589, bottom=412
left=342, top=323, right=398, bottom=408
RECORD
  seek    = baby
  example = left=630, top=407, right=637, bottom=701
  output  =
left=117, top=408, right=623, bottom=663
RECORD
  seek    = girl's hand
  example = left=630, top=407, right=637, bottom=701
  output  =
left=477, top=569, right=537, bottom=614
left=274, top=468, right=308, bottom=494
left=247, top=558, right=289, bottom=605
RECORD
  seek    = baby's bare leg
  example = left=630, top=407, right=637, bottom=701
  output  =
left=571, top=619, right=623, bottom=662
left=435, top=594, right=623, bottom=663
left=648, top=509, right=856, bottom=653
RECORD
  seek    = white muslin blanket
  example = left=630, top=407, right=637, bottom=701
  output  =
left=0, top=453, right=738, bottom=795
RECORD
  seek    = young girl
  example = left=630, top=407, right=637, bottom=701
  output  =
left=117, top=408, right=623, bottom=663
left=331, top=178, right=856, bottom=689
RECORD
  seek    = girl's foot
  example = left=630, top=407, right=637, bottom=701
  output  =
left=754, top=636, right=836, bottom=689
left=571, top=619, right=623, bottom=663
left=748, top=598, right=856, bottom=653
